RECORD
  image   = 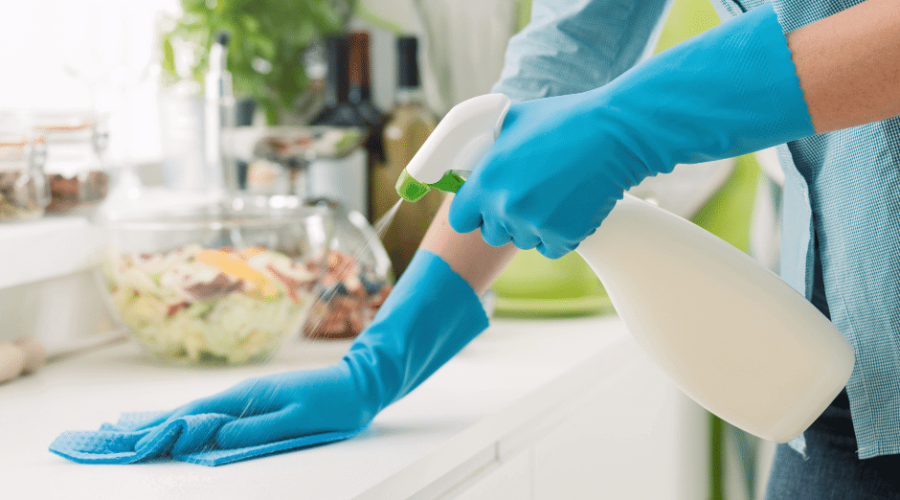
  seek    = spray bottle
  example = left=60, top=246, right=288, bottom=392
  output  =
left=395, top=94, right=854, bottom=443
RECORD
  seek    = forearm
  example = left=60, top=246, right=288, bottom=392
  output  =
left=493, top=0, right=672, bottom=101
left=787, top=0, right=900, bottom=134
left=420, top=195, right=518, bottom=295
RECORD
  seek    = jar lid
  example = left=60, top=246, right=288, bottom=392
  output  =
left=0, top=135, right=29, bottom=167
left=0, top=133, right=43, bottom=153
left=34, top=122, right=93, bottom=132
left=0, top=135, right=27, bottom=149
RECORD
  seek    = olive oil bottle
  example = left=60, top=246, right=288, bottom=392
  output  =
left=371, top=36, right=441, bottom=276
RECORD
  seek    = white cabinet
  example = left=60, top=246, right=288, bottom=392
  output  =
left=450, top=452, right=532, bottom=500
left=437, top=340, right=709, bottom=500
left=0, top=217, right=116, bottom=350
left=531, top=348, right=708, bottom=500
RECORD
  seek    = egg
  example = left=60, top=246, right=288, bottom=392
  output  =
left=14, top=338, right=46, bottom=374
left=0, top=342, right=26, bottom=384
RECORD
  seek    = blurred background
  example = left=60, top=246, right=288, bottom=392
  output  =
left=0, top=0, right=519, bottom=172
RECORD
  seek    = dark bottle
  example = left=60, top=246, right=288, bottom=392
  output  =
left=348, top=30, right=388, bottom=222
left=309, top=34, right=370, bottom=217
left=348, top=31, right=386, bottom=130
left=311, top=35, right=366, bottom=127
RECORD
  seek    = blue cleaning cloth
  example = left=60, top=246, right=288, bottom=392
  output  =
left=49, top=411, right=364, bottom=467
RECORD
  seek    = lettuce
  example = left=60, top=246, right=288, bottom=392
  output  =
left=105, top=245, right=314, bottom=365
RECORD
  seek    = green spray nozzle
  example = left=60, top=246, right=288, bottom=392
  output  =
left=393, top=94, right=511, bottom=203
left=396, top=169, right=466, bottom=202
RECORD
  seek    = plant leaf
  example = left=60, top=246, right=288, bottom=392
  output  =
left=162, top=35, right=177, bottom=76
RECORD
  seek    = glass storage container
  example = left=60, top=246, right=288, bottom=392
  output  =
left=0, top=132, right=47, bottom=222
left=34, top=115, right=110, bottom=215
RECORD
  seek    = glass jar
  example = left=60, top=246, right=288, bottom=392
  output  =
left=0, top=132, right=48, bottom=222
left=34, top=115, right=110, bottom=215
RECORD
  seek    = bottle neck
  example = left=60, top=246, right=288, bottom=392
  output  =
left=395, top=87, right=425, bottom=106
left=324, top=37, right=349, bottom=107
left=349, top=83, right=372, bottom=104
left=325, top=73, right=349, bottom=107
left=348, top=31, right=372, bottom=105
left=206, top=43, right=232, bottom=101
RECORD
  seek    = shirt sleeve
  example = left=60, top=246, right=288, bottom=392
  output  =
left=492, top=0, right=674, bottom=101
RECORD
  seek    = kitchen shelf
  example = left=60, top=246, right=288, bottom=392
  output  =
left=0, top=188, right=219, bottom=291
left=0, top=216, right=103, bottom=289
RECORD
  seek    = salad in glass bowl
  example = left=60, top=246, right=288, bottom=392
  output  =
left=99, top=200, right=331, bottom=365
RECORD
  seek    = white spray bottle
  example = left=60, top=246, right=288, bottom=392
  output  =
left=395, top=94, right=854, bottom=443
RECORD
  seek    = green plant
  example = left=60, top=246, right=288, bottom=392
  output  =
left=161, top=0, right=356, bottom=124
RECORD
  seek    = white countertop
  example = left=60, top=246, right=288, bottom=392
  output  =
left=1, top=316, right=639, bottom=499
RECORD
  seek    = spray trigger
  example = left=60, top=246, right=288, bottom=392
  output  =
left=396, top=169, right=467, bottom=202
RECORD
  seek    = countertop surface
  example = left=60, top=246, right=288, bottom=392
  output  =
left=1, top=315, right=634, bottom=499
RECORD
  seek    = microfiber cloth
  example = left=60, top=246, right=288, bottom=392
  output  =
left=49, top=412, right=364, bottom=467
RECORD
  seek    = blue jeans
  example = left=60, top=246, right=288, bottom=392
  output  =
left=764, top=391, right=900, bottom=499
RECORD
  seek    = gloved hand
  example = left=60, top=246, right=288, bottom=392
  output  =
left=50, top=249, right=489, bottom=465
left=449, top=4, right=814, bottom=258
left=153, top=248, right=488, bottom=448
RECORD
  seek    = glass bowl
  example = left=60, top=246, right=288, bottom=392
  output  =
left=301, top=199, right=394, bottom=340
left=231, top=196, right=395, bottom=340
left=98, top=199, right=331, bottom=365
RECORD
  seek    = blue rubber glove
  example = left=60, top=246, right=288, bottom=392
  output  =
left=449, top=4, right=814, bottom=258
left=50, top=250, right=488, bottom=465
left=179, top=249, right=488, bottom=448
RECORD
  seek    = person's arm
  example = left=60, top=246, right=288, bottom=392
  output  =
left=420, top=194, right=518, bottom=295
left=786, top=0, right=900, bottom=133
left=417, top=0, right=676, bottom=285
left=494, top=0, right=673, bottom=101
left=447, top=1, right=900, bottom=257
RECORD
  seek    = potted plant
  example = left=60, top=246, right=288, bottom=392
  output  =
left=160, top=0, right=357, bottom=124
